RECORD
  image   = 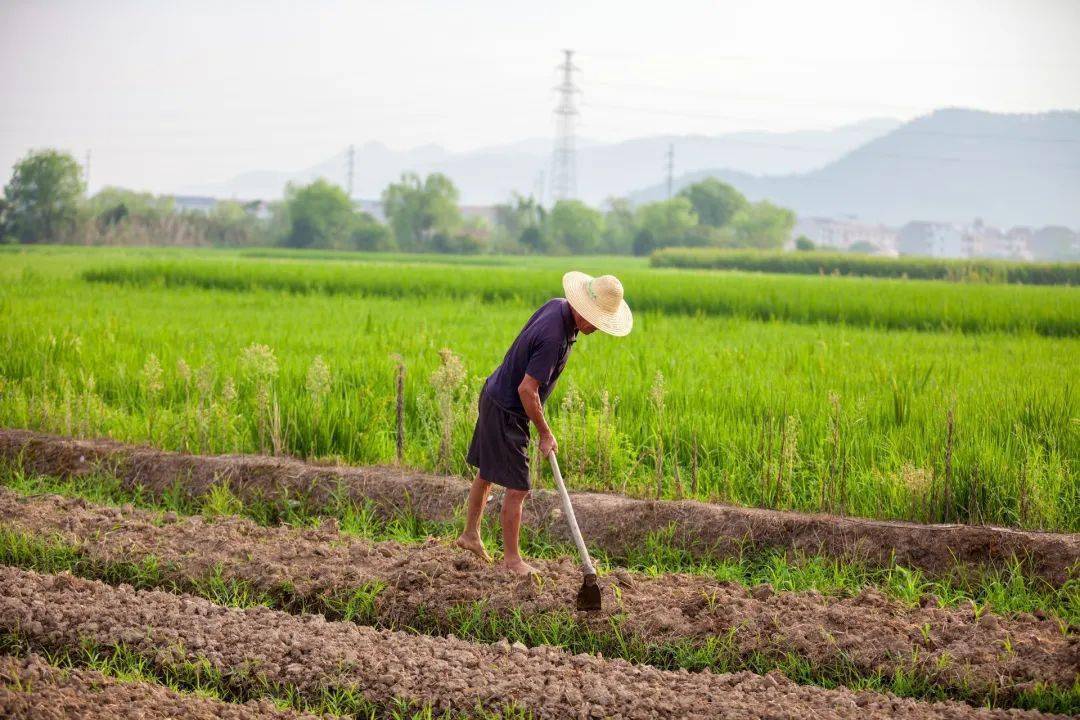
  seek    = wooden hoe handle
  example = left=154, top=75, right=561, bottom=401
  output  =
left=547, top=452, right=597, bottom=577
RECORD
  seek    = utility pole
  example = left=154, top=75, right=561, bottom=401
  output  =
left=665, top=143, right=674, bottom=200
left=84, top=150, right=91, bottom=191
left=346, top=144, right=355, bottom=198
left=551, top=49, right=580, bottom=202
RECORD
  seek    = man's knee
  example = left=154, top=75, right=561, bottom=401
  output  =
left=504, top=488, right=530, bottom=505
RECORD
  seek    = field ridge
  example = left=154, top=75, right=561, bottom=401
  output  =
left=2, top=428, right=1075, bottom=584
left=1, top=485, right=1074, bottom=708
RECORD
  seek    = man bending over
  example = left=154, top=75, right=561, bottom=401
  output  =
left=455, top=271, right=633, bottom=575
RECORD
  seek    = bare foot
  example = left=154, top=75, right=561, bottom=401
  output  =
left=454, top=533, right=493, bottom=563
left=500, top=558, right=539, bottom=577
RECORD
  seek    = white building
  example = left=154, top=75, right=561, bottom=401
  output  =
left=897, top=222, right=966, bottom=258
left=964, top=219, right=1031, bottom=260
left=792, top=216, right=898, bottom=255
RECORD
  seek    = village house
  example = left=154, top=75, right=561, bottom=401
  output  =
left=791, top=216, right=898, bottom=255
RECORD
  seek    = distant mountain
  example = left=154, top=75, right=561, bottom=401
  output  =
left=629, top=109, right=1080, bottom=228
left=182, top=119, right=900, bottom=205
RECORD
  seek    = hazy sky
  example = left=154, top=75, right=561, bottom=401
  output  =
left=2, top=0, right=1078, bottom=194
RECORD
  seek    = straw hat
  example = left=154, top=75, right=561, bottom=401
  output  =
left=562, top=271, right=633, bottom=337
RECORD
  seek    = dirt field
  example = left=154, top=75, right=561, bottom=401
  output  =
left=0, top=654, right=326, bottom=720
left=2, top=488, right=1074, bottom=702
left=2, top=429, right=1076, bottom=584
left=1, top=566, right=1069, bottom=720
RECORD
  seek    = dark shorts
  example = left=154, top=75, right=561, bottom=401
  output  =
left=466, top=390, right=531, bottom=491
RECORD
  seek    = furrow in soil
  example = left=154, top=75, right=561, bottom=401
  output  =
left=0, top=566, right=1068, bottom=720
left=1, top=487, right=1075, bottom=702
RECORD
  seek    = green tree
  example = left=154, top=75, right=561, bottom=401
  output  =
left=88, top=186, right=173, bottom=227
left=795, top=235, right=815, bottom=251
left=381, top=172, right=462, bottom=252
left=601, top=197, right=637, bottom=254
left=2, top=149, right=85, bottom=243
left=350, top=212, right=393, bottom=251
left=632, top=228, right=657, bottom=257
left=678, top=178, right=747, bottom=228
left=434, top=216, right=489, bottom=254
left=492, top=193, right=545, bottom=253
left=848, top=240, right=880, bottom=254
left=635, top=197, right=698, bottom=250
left=282, top=179, right=357, bottom=249
left=547, top=199, right=603, bottom=254
left=519, top=225, right=548, bottom=254
left=494, top=193, right=543, bottom=237
left=0, top=198, right=10, bottom=244
left=732, top=200, right=795, bottom=249
left=206, top=200, right=262, bottom=247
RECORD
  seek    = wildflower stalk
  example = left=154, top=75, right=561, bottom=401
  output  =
left=430, top=348, right=466, bottom=473
left=391, top=354, right=405, bottom=465
left=305, top=355, right=332, bottom=457
left=650, top=371, right=666, bottom=499
left=240, top=344, right=278, bottom=454
left=140, top=354, right=164, bottom=442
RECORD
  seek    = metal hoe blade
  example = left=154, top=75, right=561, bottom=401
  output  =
left=576, top=572, right=602, bottom=611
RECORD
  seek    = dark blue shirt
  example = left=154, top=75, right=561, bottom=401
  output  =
left=484, top=298, right=578, bottom=416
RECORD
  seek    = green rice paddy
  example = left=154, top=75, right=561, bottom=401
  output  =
left=0, top=246, right=1076, bottom=530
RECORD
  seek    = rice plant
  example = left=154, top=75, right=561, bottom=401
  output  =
left=0, top=246, right=1076, bottom=530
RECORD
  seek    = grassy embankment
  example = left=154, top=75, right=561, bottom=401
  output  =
left=650, top=247, right=1080, bottom=286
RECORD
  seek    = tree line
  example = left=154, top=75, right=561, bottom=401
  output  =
left=1, top=148, right=794, bottom=255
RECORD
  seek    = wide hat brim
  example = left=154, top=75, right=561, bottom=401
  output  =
left=562, top=271, right=633, bottom=337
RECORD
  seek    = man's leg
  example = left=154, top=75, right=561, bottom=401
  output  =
left=500, top=488, right=538, bottom=576
left=454, top=474, right=493, bottom=562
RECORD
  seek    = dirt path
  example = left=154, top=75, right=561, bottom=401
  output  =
left=0, top=566, right=1067, bottom=720
left=0, top=654, right=328, bottom=720
left=2, top=488, right=1074, bottom=703
left=2, top=429, right=1075, bottom=584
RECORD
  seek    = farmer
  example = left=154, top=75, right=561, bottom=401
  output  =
left=455, top=271, right=633, bottom=575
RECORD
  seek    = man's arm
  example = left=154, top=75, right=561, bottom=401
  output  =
left=518, top=374, right=557, bottom=456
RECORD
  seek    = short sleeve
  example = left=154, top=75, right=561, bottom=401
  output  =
left=524, top=339, right=560, bottom=385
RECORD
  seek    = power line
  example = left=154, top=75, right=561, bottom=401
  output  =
left=588, top=79, right=933, bottom=114
left=551, top=49, right=581, bottom=202
left=574, top=48, right=1080, bottom=70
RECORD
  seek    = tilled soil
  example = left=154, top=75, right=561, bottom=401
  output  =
left=0, top=654, right=327, bottom=720
left=0, top=566, right=1067, bottom=720
left=2, top=428, right=1076, bottom=584
left=2, top=488, right=1075, bottom=701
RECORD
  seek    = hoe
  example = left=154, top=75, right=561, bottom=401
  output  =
left=547, top=452, right=602, bottom=611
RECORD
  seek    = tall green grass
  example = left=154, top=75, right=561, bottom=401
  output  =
left=1, top=247, right=1077, bottom=530
left=81, top=255, right=1080, bottom=336
left=652, top=247, right=1080, bottom=286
